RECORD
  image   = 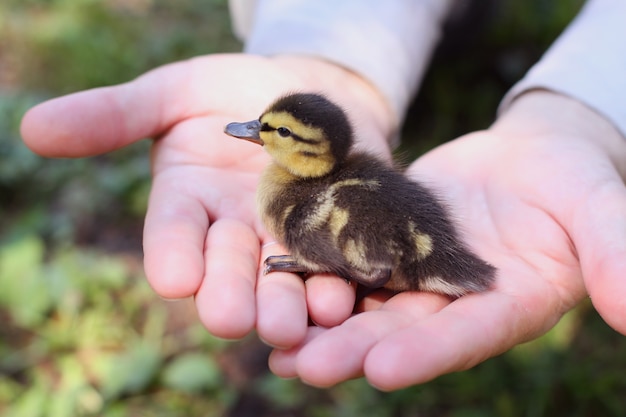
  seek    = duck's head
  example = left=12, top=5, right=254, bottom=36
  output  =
left=224, top=93, right=353, bottom=178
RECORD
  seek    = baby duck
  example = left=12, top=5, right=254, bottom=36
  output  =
left=224, top=93, right=495, bottom=297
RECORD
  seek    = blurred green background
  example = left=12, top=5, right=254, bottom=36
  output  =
left=1, top=0, right=625, bottom=416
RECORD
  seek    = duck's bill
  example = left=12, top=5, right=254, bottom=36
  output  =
left=224, top=120, right=263, bottom=145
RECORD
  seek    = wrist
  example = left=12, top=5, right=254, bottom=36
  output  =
left=271, top=55, right=397, bottom=158
left=493, top=90, right=626, bottom=168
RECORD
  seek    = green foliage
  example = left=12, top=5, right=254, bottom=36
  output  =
left=1, top=0, right=241, bottom=93
left=0, top=237, right=49, bottom=327
left=0, top=235, right=234, bottom=416
left=161, top=352, right=222, bottom=393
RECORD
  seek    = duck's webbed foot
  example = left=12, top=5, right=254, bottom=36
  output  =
left=349, top=268, right=392, bottom=289
left=263, top=256, right=392, bottom=290
left=263, top=255, right=310, bottom=276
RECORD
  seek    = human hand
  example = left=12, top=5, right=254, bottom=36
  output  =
left=268, top=90, right=626, bottom=389
left=20, top=53, right=395, bottom=342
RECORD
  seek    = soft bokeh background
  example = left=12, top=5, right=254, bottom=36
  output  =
left=1, top=0, right=625, bottom=416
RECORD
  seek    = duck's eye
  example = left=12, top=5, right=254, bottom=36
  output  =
left=277, top=127, right=291, bottom=137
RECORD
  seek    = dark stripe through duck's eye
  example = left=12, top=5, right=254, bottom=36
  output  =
left=277, top=127, right=291, bottom=137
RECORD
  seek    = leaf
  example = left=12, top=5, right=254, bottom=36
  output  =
left=0, top=236, right=52, bottom=327
left=161, top=353, right=222, bottom=393
left=47, top=356, right=103, bottom=417
left=100, top=343, right=162, bottom=400
left=5, top=369, right=51, bottom=417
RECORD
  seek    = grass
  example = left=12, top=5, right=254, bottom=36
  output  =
left=2, top=0, right=626, bottom=416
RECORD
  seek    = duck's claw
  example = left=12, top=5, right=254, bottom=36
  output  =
left=263, top=254, right=309, bottom=275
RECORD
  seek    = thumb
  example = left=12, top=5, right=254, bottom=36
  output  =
left=19, top=53, right=307, bottom=158
left=573, top=178, right=626, bottom=335
left=20, top=60, right=194, bottom=158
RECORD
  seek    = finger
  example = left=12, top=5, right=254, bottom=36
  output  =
left=270, top=292, right=449, bottom=387
left=143, top=174, right=209, bottom=298
left=20, top=67, right=182, bottom=157
left=363, top=289, right=554, bottom=390
left=305, top=273, right=356, bottom=328
left=572, top=179, right=626, bottom=334
left=256, top=242, right=309, bottom=349
left=195, top=218, right=259, bottom=339
left=20, top=54, right=300, bottom=158
left=268, top=326, right=326, bottom=379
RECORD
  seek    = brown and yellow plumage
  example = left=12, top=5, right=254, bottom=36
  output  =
left=224, top=93, right=495, bottom=297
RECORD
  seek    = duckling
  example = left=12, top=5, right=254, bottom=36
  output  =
left=224, top=93, right=495, bottom=297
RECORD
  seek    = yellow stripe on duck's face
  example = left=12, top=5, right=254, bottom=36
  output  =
left=259, top=111, right=337, bottom=178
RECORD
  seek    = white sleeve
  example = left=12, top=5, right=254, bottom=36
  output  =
left=228, top=0, right=454, bottom=124
left=499, top=0, right=626, bottom=137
